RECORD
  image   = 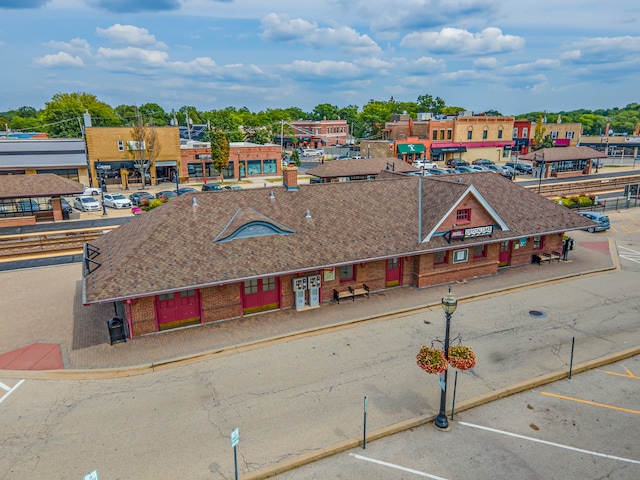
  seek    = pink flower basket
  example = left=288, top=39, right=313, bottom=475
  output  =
left=447, top=345, right=476, bottom=370
left=416, top=346, right=448, bottom=375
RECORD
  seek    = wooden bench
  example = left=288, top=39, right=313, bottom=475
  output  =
left=333, top=284, right=370, bottom=304
left=532, top=251, right=562, bottom=265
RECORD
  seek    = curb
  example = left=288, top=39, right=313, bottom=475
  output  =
left=240, top=345, right=640, bottom=480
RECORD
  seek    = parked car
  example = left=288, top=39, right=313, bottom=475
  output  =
left=103, top=193, right=133, bottom=209
left=412, top=160, right=436, bottom=169
left=577, top=211, right=610, bottom=232
left=485, top=165, right=514, bottom=180
left=469, top=165, right=489, bottom=172
left=83, top=186, right=102, bottom=196
left=175, top=187, right=198, bottom=195
left=224, top=185, right=243, bottom=190
left=156, top=191, right=177, bottom=199
left=472, top=158, right=495, bottom=166
left=333, top=155, right=351, bottom=160
left=48, top=198, right=73, bottom=215
left=427, top=168, right=451, bottom=175
left=446, top=158, right=470, bottom=168
left=15, top=199, right=41, bottom=212
left=202, top=184, right=223, bottom=191
left=454, top=166, right=475, bottom=173
left=301, top=149, right=322, bottom=157
left=74, top=195, right=101, bottom=212
left=505, top=162, right=533, bottom=174
left=129, top=191, right=156, bottom=206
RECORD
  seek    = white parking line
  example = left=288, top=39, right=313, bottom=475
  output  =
left=618, top=246, right=640, bottom=264
left=350, top=453, right=449, bottom=479
left=459, top=422, right=640, bottom=465
left=0, top=379, right=25, bottom=405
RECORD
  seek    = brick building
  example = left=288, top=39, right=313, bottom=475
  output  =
left=82, top=169, right=594, bottom=338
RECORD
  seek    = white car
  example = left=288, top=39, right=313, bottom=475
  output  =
left=74, top=195, right=101, bottom=212
left=103, top=193, right=132, bottom=209
left=301, top=149, right=322, bottom=157
left=412, top=160, right=436, bottom=169
left=83, top=186, right=102, bottom=196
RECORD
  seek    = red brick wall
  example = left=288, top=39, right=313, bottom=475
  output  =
left=129, top=297, right=156, bottom=336
left=437, top=194, right=495, bottom=233
left=0, top=216, right=36, bottom=227
left=509, top=233, right=563, bottom=266
left=201, top=284, right=243, bottom=323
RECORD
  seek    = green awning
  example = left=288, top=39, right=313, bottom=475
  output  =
left=397, top=143, right=426, bottom=154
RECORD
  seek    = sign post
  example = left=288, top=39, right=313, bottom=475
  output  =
left=231, top=428, right=240, bottom=480
left=363, top=396, right=368, bottom=449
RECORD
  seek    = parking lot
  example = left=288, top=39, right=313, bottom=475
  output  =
left=273, top=356, right=640, bottom=479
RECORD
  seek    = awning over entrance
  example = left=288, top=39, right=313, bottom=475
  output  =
left=397, top=143, right=426, bottom=154
left=431, top=145, right=467, bottom=154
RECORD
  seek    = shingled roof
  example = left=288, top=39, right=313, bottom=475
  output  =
left=0, top=173, right=84, bottom=198
left=519, top=146, right=607, bottom=162
left=83, top=172, right=594, bottom=304
left=306, top=157, right=418, bottom=178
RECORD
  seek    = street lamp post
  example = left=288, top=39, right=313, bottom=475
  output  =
left=536, top=152, right=545, bottom=194
left=434, top=288, right=457, bottom=430
left=174, top=167, right=180, bottom=193
left=99, top=170, right=108, bottom=217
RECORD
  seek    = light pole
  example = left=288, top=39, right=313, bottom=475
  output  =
left=434, top=288, right=457, bottom=430
left=536, top=152, right=545, bottom=193
left=99, top=170, right=108, bottom=217
left=174, top=167, right=180, bottom=194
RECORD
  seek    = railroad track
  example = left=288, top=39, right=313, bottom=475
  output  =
left=0, top=226, right=118, bottom=263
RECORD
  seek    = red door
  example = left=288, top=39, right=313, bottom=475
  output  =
left=385, top=257, right=402, bottom=287
left=242, top=277, right=280, bottom=314
left=156, top=289, right=201, bottom=330
left=498, top=241, right=511, bottom=267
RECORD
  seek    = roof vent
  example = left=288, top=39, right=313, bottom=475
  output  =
left=305, top=210, right=311, bottom=219
left=192, top=197, right=198, bottom=207
left=457, top=177, right=462, bottom=183
left=269, top=191, right=275, bottom=199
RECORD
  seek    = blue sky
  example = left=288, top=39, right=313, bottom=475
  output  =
left=0, top=0, right=638, bottom=115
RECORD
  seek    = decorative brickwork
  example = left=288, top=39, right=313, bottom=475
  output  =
left=130, top=297, right=156, bottom=336
left=201, top=284, right=243, bottom=323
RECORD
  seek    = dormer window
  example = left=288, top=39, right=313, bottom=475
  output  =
left=456, top=208, right=471, bottom=222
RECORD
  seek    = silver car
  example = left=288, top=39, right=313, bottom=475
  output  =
left=103, top=193, right=132, bottom=209
left=74, top=195, right=101, bottom=211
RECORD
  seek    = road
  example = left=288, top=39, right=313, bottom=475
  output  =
left=0, top=212, right=639, bottom=479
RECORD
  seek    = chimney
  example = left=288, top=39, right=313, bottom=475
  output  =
left=283, top=165, right=299, bottom=191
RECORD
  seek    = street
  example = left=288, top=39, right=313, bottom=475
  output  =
left=0, top=211, right=639, bottom=479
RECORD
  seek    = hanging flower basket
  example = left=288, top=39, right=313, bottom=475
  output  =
left=416, top=346, right=448, bottom=375
left=447, top=345, right=476, bottom=370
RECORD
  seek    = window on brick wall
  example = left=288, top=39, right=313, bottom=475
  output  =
left=456, top=208, right=471, bottom=222
left=473, top=244, right=487, bottom=258
left=339, top=264, right=355, bottom=282
left=533, top=235, right=544, bottom=250
left=467, top=129, right=473, bottom=140
left=498, top=128, right=503, bottom=139
left=453, top=249, right=469, bottom=263
left=447, top=129, right=452, bottom=140
left=117, top=140, right=124, bottom=151
left=434, top=250, right=447, bottom=265
left=440, top=130, right=445, bottom=140
left=483, top=128, right=488, bottom=140
left=432, top=130, right=438, bottom=140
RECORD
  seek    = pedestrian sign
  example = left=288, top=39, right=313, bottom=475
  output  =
left=438, top=372, right=446, bottom=392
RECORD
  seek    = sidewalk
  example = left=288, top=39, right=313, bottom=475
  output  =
left=0, top=229, right=617, bottom=377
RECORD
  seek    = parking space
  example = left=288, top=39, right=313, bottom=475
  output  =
left=0, top=379, right=25, bottom=405
left=273, top=356, right=640, bottom=479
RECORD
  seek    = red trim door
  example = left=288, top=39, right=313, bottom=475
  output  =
left=156, top=289, right=201, bottom=330
left=242, top=276, right=280, bottom=314
left=498, top=241, right=511, bottom=267
left=386, top=257, right=402, bottom=287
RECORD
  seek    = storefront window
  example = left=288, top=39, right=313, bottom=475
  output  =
left=263, top=159, right=277, bottom=174
left=247, top=160, right=262, bottom=176
left=222, top=161, right=235, bottom=179
left=188, top=163, right=204, bottom=178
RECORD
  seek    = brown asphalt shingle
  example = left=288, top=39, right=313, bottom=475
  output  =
left=307, top=157, right=418, bottom=178
left=519, top=146, right=607, bottom=162
left=83, top=172, right=595, bottom=304
left=0, top=174, right=85, bottom=198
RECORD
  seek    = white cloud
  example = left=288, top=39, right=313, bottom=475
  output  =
left=34, top=51, right=84, bottom=67
left=260, top=13, right=381, bottom=56
left=96, top=24, right=168, bottom=49
left=473, top=57, right=501, bottom=69
left=563, top=35, right=640, bottom=65
left=45, top=37, right=91, bottom=56
left=281, top=60, right=362, bottom=79
left=401, top=27, right=524, bottom=55
left=95, top=47, right=169, bottom=70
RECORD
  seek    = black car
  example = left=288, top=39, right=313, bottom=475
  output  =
left=505, top=162, right=533, bottom=174
left=129, top=191, right=156, bottom=206
left=472, top=158, right=495, bottom=166
left=202, top=184, right=223, bottom=191
left=175, top=187, right=198, bottom=195
left=446, top=158, right=470, bottom=168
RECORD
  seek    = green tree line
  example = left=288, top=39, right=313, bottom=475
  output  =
left=2, top=92, right=639, bottom=143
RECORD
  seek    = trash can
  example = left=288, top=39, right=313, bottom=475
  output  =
left=108, top=317, right=127, bottom=345
left=62, top=209, right=70, bottom=220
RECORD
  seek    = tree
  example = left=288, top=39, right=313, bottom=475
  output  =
left=417, top=93, right=445, bottom=114
left=532, top=116, right=547, bottom=150
left=138, top=103, right=168, bottom=126
left=289, top=150, right=300, bottom=166
left=311, top=103, right=340, bottom=121
left=210, top=128, right=230, bottom=176
left=128, top=108, right=160, bottom=188
left=41, top=92, right=120, bottom=137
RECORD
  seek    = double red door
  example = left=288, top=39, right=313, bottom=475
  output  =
left=156, top=289, right=201, bottom=330
left=242, top=276, right=280, bottom=314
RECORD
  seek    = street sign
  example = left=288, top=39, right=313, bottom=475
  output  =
left=84, top=471, right=98, bottom=480
left=230, top=428, right=240, bottom=448
left=438, top=372, right=446, bottom=392
left=95, top=164, right=111, bottom=170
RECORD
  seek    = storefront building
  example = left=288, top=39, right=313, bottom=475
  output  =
left=82, top=169, right=595, bottom=338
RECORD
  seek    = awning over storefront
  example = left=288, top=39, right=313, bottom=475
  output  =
left=514, top=138, right=529, bottom=147
left=397, top=143, right=426, bottom=154
left=431, top=145, right=467, bottom=154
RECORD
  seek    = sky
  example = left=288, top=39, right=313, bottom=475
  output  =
left=0, top=0, right=639, bottom=116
